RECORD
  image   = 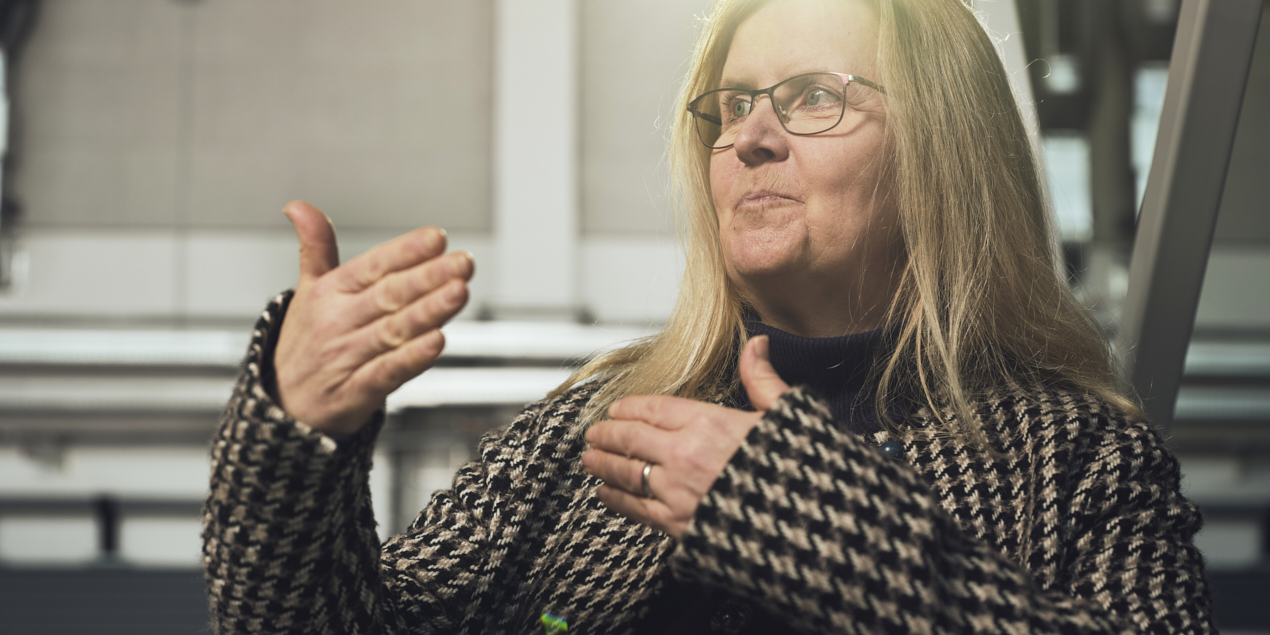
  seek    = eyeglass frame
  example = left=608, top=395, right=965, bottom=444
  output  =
left=686, top=72, right=887, bottom=149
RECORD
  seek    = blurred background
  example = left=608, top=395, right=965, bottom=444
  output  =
left=0, top=0, right=1265, bottom=632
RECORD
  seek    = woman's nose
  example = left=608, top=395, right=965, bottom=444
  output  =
left=729, top=96, right=790, bottom=166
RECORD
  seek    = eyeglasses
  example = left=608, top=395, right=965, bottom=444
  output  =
left=687, top=72, right=886, bottom=149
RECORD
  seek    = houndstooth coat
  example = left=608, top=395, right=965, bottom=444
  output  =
left=202, top=294, right=1215, bottom=634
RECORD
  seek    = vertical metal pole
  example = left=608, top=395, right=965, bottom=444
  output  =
left=0, top=49, right=8, bottom=288
left=491, top=0, right=581, bottom=320
left=94, top=495, right=119, bottom=562
left=1117, top=0, right=1262, bottom=430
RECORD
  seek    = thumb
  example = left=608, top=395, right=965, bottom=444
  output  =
left=283, top=200, right=340, bottom=282
left=740, top=335, right=790, bottom=412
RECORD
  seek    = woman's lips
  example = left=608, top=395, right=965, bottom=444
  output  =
left=737, top=190, right=798, bottom=208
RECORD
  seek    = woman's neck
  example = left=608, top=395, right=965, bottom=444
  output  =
left=734, top=317, right=892, bottom=434
left=744, top=294, right=890, bottom=338
left=735, top=265, right=899, bottom=338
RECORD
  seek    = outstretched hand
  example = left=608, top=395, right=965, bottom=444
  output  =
left=582, top=335, right=790, bottom=538
left=272, top=201, right=474, bottom=435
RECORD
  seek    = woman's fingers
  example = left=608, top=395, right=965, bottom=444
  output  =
left=608, top=395, right=696, bottom=431
left=334, top=225, right=449, bottom=294
left=584, top=450, right=678, bottom=516
left=334, top=277, right=469, bottom=406
left=271, top=206, right=477, bottom=435
left=594, top=483, right=686, bottom=537
left=354, top=250, right=474, bottom=327
left=353, top=327, right=449, bottom=398
left=585, top=417, right=674, bottom=462
left=281, top=276, right=464, bottom=436
left=304, top=328, right=448, bottom=436
left=354, top=276, right=470, bottom=359
left=377, top=251, right=474, bottom=312
left=586, top=395, right=768, bottom=539
left=584, top=450, right=694, bottom=538
left=583, top=440, right=668, bottom=495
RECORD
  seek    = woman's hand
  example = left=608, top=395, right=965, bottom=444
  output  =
left=583, top=335, right=790, bottom=538
left=272, top=201, right=474, bottom=435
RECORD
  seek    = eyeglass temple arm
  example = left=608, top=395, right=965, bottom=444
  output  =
left=849, top=74, right=886, bottom=95
left=689, top=104, right=723, bottom=126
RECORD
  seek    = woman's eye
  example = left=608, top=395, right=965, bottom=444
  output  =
left=805, top=88, right=840, bottom=106
left=730, top=100, right=752, bottom=119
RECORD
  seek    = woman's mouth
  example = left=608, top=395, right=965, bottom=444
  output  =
left=737, top=190, right=797, bottom=208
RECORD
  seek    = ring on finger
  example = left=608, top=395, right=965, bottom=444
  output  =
left=641, top=461, right=655, bottom=499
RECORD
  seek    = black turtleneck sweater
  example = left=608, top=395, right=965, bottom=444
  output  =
left=731, top=318, right=890, bottom=437
left=636, top=319, right=892, bottom=635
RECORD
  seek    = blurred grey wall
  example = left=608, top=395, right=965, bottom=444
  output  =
left=0, top=0, right=710, bottom=324
left=14, top=0, right=494, bottom=232
left=1195, top=1, right=1270, bottom=332
left=581, top=0, right=703, bottom=235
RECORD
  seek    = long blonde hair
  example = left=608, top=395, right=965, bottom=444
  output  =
left=555, top=0, right=1139, bottom=446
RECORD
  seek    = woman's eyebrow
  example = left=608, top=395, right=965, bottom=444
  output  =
left=718, top=67, right=832, bottom=89
left=718, top=76, right=754, bottom=89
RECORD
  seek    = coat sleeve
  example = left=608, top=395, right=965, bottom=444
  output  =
left=200, top=292, right=556, bottom=634
left=668, top=386, right=1215, bottom=634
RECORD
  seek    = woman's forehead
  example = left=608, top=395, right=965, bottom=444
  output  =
left=719, top=0, right=879, bottom=87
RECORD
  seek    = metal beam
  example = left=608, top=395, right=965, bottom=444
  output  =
left=1118, top=0, right=1263, bottom=430
left=491, top=0, right=581, bottom=320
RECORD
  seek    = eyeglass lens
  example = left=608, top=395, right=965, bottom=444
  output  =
left=692, top=73, right=864, bottom=149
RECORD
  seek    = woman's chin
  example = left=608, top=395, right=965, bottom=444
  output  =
left=726, top=256, right=811, bottom=300
left=722, top=234, right=807, bottom=276
left=728, top=249, right=795, bottom=274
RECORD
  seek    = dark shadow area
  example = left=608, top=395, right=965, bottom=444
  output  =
left=0, top=567, right=209, bottom=634
left=1209, top=564, right=1270, bottom=632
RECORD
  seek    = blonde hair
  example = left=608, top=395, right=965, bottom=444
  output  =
left=555, top=0, right=1140, bottom=446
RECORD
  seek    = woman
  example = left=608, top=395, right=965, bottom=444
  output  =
left=203, top=0, right=1214, bottom=633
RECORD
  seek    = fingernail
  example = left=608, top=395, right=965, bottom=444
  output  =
left=754, top=334, right=770, bottom=359
left=437, top=227, right=448, bottom=238
left=453, top=250, right=475, bottom=271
